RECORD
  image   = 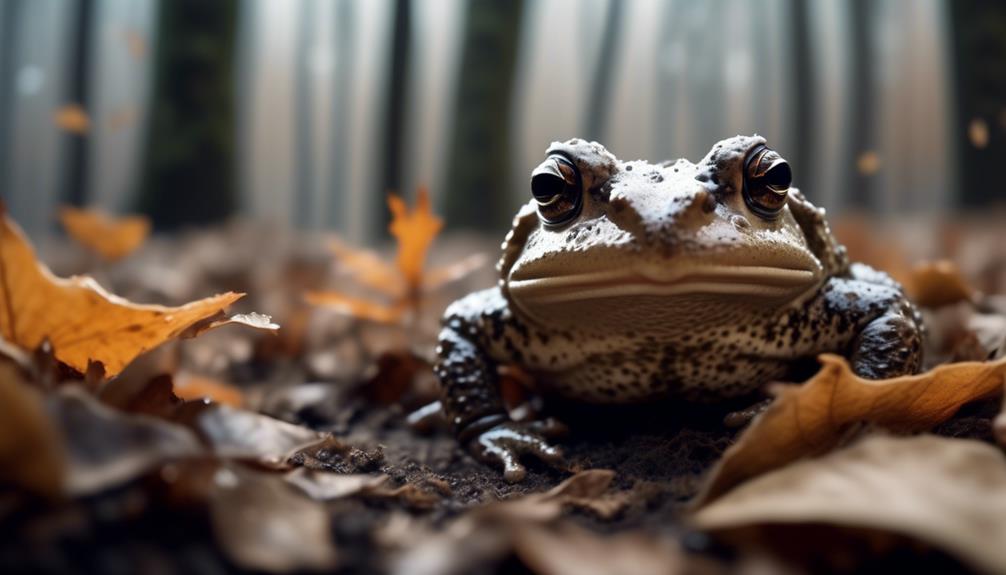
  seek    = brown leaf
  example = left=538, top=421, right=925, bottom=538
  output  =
left=904, top=260, right=976, bottom=308
left=388, top=186, right=442, bottom=291
left=487, top=469, right=629, bottom=522
left=47, top=386, right=202, bottom=496
left=0, top=363, right=65, bottom=498
left=513, top=523, right=683, bottom=575
left=59, top=205, right=150, bottom=261
left=53, top=104, right=90, bottom=134
left=181, top=403, right=322, bottom=465
left=0, top=207, right=263, bottom=376
left=696, top=354, right=1006, bottom=506
left=692, top=434, right=1006, bottom=575
left=285, top=468, right=387, bottom=501
left=210, top=465, right=337, bottom=572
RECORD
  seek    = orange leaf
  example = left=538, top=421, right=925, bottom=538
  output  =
left=59, top=205, right=151, bottom=261
left=54, top=104, right=90, bottom=134
left=328, top=237, right=404, bottom=298
left=695, top=354, right=1006, bottom=506
left=303, top=291, right=407, bottom=324
left=388, top=186, right=442, bottom=291
left=0, top=206, right=271, bottom=376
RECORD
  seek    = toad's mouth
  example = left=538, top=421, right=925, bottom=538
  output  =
left=508, top=264, right=819, bottom=304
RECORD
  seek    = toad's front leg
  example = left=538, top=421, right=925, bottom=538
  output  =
left=828, top=265, right=925, bottom=379
left=435, top=287, right=565, bottom=482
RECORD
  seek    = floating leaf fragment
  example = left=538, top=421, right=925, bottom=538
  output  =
left=696, top=354, right=1006, bottom=506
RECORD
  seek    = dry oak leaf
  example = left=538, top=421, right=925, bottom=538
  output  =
left=59, top=205, right=151, bottom=261
left=692, top=434, right=1006, bottom=575
left=904, top=259, right=976, bottom=308
left=0, top=207, right=276, bottom=376
left=695, top=353, right=1006, bottom=506
left=53, top=104, right=90, bottom=134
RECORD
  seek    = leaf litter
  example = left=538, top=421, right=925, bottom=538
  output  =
left=2, top=204, right=1006, bottom=574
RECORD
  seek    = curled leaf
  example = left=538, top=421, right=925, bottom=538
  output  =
left=0, top=207, right=265, bottom=376
left=696, top=354, right=1006, bottom=506
left=692, top=435, right=1006, bottom=575
left=59, top=206, right=150, bottom=261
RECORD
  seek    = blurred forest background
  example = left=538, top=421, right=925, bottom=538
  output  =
left=0, top=0, right=1002, bottom=243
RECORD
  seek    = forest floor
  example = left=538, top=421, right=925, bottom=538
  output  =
left=3, top=207, right=1006, bottom=575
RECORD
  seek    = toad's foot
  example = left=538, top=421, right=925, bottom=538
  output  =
left=466, top=418, right=567, bottom=482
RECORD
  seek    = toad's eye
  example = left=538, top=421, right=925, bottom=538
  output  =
left=531, top=154, right=582, bottom=226
left=743, top=145, right=792, bottom=218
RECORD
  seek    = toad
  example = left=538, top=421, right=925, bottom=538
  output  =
left=435, top=136, right=922, bottom=481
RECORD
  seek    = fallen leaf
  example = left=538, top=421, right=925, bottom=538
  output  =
left=904, top=260, right=975, bottom=307
left=696, top=354, right=1006, bottom=506
left=46, top=386, right=202, bottom=496
left=59, top=205, right=150, bottom=261
left=513, top=523, right=682, bottom=575
left=286, top=468, right=387, bottom=501
left=529, top=468, right=629, bottom=520
left=180, top=403, right=321, bottom=464
left=210, top=465, right=337, bottom=572
left=53, top=104, right=90, bottom=134
left=388, top=186, right=442, bottom=291
left=485, top=470, right=629, bottom=522
left=173, top=372, right=244, bottom=408
left=0, top=207, right=271, bottom=376
left=392, top=470, right=666, bottom=575
left=692, top=434, right=1006, bottom=575
left=363, top=477, right=442, bottom=510
left=0, top=363, right=65, bottom=498
left=307, top=187, right=484, bottom=324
